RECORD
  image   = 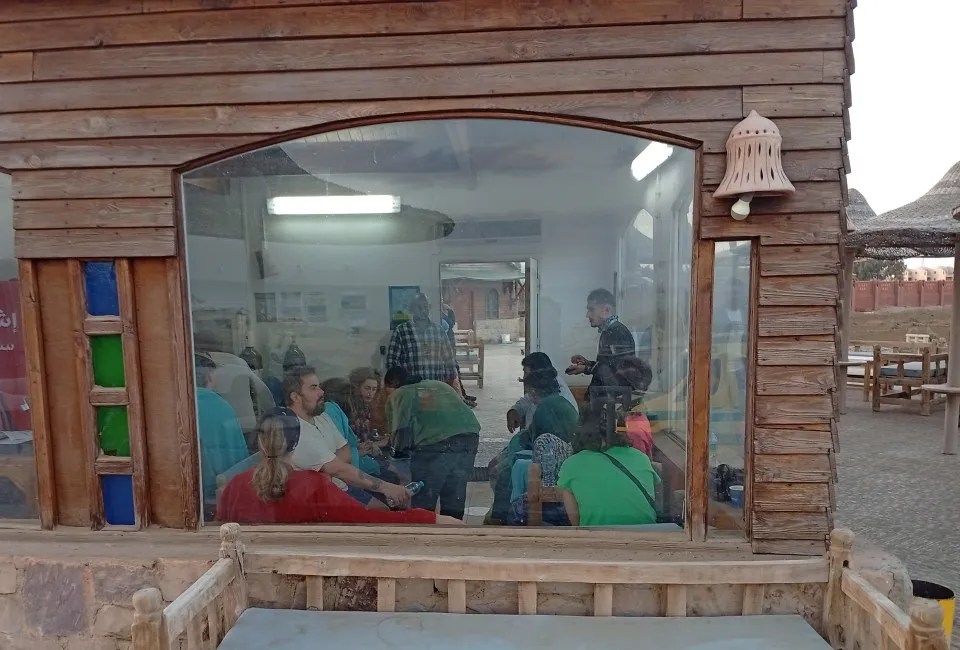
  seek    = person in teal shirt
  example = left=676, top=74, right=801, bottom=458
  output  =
left=195, top=354, right=255, bottom=518
left=558, top=421, right=659, bottom=527
left=489, top=366, right=579, bottom=524
left=384, top=367, right=480, bottom=519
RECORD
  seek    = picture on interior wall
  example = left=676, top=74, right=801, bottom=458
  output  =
left=253, top=293, right=276, bottom=323
left=303, top=291, right=327, bottom=323
left=389, top=285, right=419, bottom=330
left=340, top=293, right=367, bottom=312
left=279, top=292, right=303, bottom=322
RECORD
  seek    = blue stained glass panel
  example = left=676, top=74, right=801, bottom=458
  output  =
left=83, top=261, right=119, bottom=316
left=101, top=475, right=135, bottom=525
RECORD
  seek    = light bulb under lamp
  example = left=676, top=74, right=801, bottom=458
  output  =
left=730, top=193, right=754, bottom=221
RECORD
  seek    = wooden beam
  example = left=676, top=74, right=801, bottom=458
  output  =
left=243, top=553, right=829, bottom=584
left=32, top=19, right=845, bottom=80
left=66, top=259, right=104, bottom=529
left=757, top=338, right=836, bottom=366
left=752, top=483, right=831, bottom=511
left=15, top=228, right=176, bottom=258
left=0, top=1, right=744, bottom=54
left=593, top=584, right=613, bottom=616
left=742, top=84, right=845, bottom=118
left=754, top=425, right=833, bottom=454
left=755, top=395, right=834, bottom=424
left=743, top=0, right=847, bottom=18
left=12, top=168, right=172, bottom=200
left=0, top=90, right=743, bottom=143
left=16, top=259, right=57, bottom=529
left=517, top=582, right=537, bottom=615
left=703, top=150, right=843, bottom=186
left=14, top=198, right=175, bottom=230
left=665, top=585, right=687, bottom=617
left=376, top=578, right=396, bottom=613
left=702, top=182, right=843, bottom=217
left=700, top=213, right=842, bottom=246
left=759, top=245, right=841, bottom=277
left=0, top=52, right=32, bottom=83
left=757, top=306, right=837, bottom=337
left=758, top=275, right=839, bottom=307
left=653, top=117, right=844, bottom=154
left=756, top=366, right=836, bottom=395
left=687, top=240, right=715, bottom=542
left=83, top=317, right=125, bottom=336
left=447, top=580, right=466, bottom=614
left=95, top=456, right=134, bottom=475
left=89, top=387, right=129, bottom=406
left=0, top=52, right=839, bottom=113
left=117, top=259, right=151, bottom=528
left=755, top=454, right=833, bottom=482
left=751, top=511, right=831, bottom=540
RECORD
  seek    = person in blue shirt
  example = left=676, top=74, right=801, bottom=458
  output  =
left=195, top=354, right=255, bottom=518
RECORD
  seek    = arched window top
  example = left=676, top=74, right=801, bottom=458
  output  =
left=181, top=116, right=698, bottom=530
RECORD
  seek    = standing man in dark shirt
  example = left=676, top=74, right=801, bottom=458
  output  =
left=567, top=288, right=636, bottom=390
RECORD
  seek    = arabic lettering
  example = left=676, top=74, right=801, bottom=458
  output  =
left=0, top=310, right=10, bottom=328
left=0, top=344, right=14, bottom=352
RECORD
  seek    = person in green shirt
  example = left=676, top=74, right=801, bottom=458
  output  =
left=384, top=367, right=480, bottom=519
left=558, top=417, right=659, bottom=527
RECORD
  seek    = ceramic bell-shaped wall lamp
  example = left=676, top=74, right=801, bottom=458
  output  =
left=713, top=111, right=795, bottom=220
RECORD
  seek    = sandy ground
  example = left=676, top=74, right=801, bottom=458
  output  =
left=852, top=306, right=952, bottom=344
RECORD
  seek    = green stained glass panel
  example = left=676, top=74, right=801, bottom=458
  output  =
left=97, top=406, right=130, bottom=457
left=91, top=335, right=125, bottom=387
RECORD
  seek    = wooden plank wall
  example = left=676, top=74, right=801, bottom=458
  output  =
left=2, top=0, right=851, bottom=547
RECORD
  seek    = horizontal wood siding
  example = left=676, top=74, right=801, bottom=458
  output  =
left=4, top=0, right=850, bottom=548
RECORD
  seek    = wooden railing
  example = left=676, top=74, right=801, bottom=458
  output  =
left=132, top=524, right=246, bottom=650
left=132, top=526, right=949, bottom=650
left=823, top=529, right=949, bottom=650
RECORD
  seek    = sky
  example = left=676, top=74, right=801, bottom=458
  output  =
left=846, top=0, right=960, bottom=268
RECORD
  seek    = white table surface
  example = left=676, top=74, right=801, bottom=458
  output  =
left=219, top=609, right=830, bottom=650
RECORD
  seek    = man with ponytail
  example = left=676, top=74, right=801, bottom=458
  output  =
left=217, top=413, right=462, bottom=525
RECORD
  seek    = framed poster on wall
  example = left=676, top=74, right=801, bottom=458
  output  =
left=388, top=285, right=419, bottom=330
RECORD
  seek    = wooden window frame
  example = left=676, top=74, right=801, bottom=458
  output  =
left=10, top=111, right=758, bottom=545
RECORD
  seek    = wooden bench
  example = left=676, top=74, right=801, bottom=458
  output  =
left=130, top=526, right=948, bottom=650
left=455, top=341, right=484, bottom=388
left=871, top=346, right=949, bottom=415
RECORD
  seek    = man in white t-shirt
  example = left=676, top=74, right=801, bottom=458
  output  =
left=279, top=366, right=410, bottom=509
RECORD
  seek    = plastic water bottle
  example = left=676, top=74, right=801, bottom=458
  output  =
left=387, top=481, right=425, bottom=509
left=405, top=481, right=425, bottom=496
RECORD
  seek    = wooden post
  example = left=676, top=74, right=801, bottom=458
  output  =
left=377, top=578, right=397, bottom=612
left=822, top=528, right=854, bottom=646
left=219, top=523, right=247, bottom=618
left=527, top=463, right=543, bottom=526
left=838, top=250, right=855, bottom=414
left=593, top=584, right=613, bottom=617
left=909, top=600, right=949, bottom=650
left=447, top=579, right=466, bottom=614
left=131, top=587, right=164, bottom=650
left=942, top=241, right=960, bottom=454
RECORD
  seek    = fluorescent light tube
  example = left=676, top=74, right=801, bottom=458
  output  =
left=267, top=195, right=401, bottom=215
left=630, top=142, right=673, bottom=181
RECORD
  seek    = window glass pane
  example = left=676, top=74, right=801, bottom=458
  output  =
left=83, top=261, right=119, bottom=316
left=183, top=119, right=694, bottom=529
left=101, top=475, right=135, bottom=525
left=97, top=406, right=130, bottom=456
left=0, top=172, right=38, bottom=520
left=90, top=335, right=125, bottom=387
left=709, top=241, right=750, bottom=534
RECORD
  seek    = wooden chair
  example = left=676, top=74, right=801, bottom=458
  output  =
left=526, top=460, right=664, bottom=526
left=131, top=526, right=948, bottom=650
left=455, top=340, right=484, bottom=388
left=871, top=345, right=949, bottom=415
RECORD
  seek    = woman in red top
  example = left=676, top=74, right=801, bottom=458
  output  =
left=217, top=414, right=462, bottom=526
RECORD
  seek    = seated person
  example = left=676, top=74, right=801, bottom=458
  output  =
left=217, top=413, right=462, bottom=525
left=488, top=366, right=579, bottom=524
left=348, top=367, right=408, bottom=482
left=558, top=422, right=660, bottom=527
left=507, top=352, right=579, bottom=433
left=384, top=367, right=480, bottom=520
left=613, top=356, right=654, bottom=458
left=320, top=377, right=383, bottom=477
left=507, top=432, right=572, bottom=526
left=194, top=353, right=253, bottom=518
left=279, top=366, right=412, bottom=510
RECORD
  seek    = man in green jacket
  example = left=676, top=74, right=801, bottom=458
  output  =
left=384, top=367, right=480, bottom=519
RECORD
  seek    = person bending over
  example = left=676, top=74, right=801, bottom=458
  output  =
left=217, top=414, right=462, bottom=525
left=384, top=367, right=480, bottom=520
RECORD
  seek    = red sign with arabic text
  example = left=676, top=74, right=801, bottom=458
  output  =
left=0, top=280, right=26, bottom=382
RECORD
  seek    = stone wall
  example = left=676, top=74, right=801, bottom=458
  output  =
left=0, top=555, right=211, bottom=650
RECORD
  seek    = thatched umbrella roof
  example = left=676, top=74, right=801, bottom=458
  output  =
left=844, top=188, right=876, bottom=233
left=846, top=161, right=960, bottom=260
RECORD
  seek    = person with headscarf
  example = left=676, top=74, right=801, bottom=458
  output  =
left=217, top=413, right=462, bottom=526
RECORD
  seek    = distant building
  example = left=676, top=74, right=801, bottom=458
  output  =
left=903, top=266, right=953, bottom=282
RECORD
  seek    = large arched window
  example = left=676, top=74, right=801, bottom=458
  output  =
left=181, top=117, right=696, bottom=529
